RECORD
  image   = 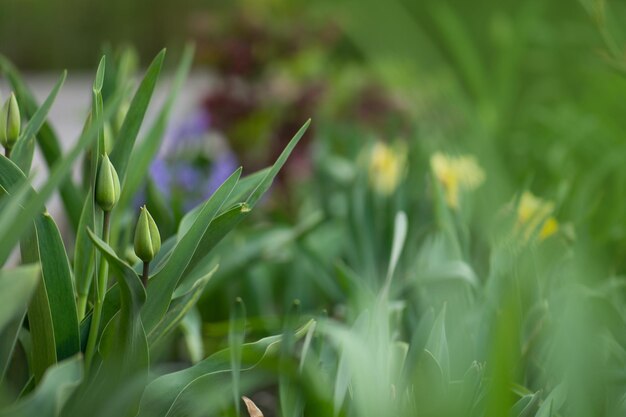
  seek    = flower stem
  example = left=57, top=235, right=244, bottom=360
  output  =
left=142, top=260, right=150, bottom=288
left=84, top=210, right=111, bottom=371
left=4, top=147, right=11, bottom=159
left=76, top=294, right=88, bottom=321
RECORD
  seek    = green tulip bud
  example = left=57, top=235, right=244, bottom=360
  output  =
left=0, top=93, right=21, bottom=150
left=95, top=153, right=121, bottom=211
left=134, top=206, right=161, bottom=262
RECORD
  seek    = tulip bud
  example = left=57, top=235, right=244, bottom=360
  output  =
left=134, top=206, right=161, bottom=262
left=95, top=153, right=121, bottom=211
left=0, top=93, right=21, bottom=151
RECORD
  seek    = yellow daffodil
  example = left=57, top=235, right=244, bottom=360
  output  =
left=430, top=152, right=485, bottom=208
left=369, top=141, right=407, bottom=196
left=516, top=191, right=559, bottom=241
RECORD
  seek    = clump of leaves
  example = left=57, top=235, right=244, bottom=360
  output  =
left=0, top=47, right=312, bottom=416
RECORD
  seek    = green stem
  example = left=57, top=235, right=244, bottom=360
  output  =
left=84, top=210, right=111, bottom=371
left=4, top=147, right=11, bottom=159
left=77, top=294, right=88, bottom=321
left=142, top=260, right=150, bottom=288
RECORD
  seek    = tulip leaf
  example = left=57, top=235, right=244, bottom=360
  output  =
left=11, top=71, right=67, bottom=174
left=136, top=320, right=314, bottom=417
left=0, top=356, right=83, bottom=417
left=18, top=212, right=81, bottom=382
left=535, top=384, right=567, bottom=417
left=73, top=190, right=95, bottom=317
left=246, top=119, right=310, bottom=206
left=118, top=44, right=194, bottom=212
left=0, top=157, right=80, bottom=380
left=109, top=49, right=165, bottom=181
left=0, top=54, right=83, bottom=229
left=511, top=392, right=540, bottom=417
left=229, top=298, right=246, bottom=416
left=425, top=304, right=449, bottom=380
left=0, top=91, right=121, bottom=266
left=0, top=264, right=40, bottom=381
left=34, top=213, right=81, bottom=361
left=147, top=264, right=218, bottom=348
left=180, top=119, right=311, bottom=280
left=87, top=229, right=147, bottom=373
left=141, top=167, right=241, bottom=332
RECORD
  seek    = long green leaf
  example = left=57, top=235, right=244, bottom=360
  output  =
left=117, top=44, right=194, bottom=212
left=74, top=55, right=107, bottom=319
left=425, top=304, right=449, bottom=380
left=0, top=356, right=83, bottom=417
left=35, top=213, right=80, bottom=361
left=0, top=264, right=40, bottom=381
left=83, top=121, right=310, bottom=341
left=141, top=168, right=241, bottom=332
left=137, top=320, right=314, bottom=417
left=148, top=264, right=218, bottom=348
left=0, top=157, right=80, bottom=380
left=73, top=190, right=95, bottom=316
left=109, top=49, right=165, bottom=181
left=177, top=167, right=270, bottom=237
left=181, top=119, right=311, bottom=280
left=87, top=229, right=147, bottom=373
left=21, top=225, right=56, bottom=383
left=0, top=90, right=121, bottom=266
left=0, top=55, right=83, bottom=228
left=11, top=71, right=67, bottom=173
left=229, top=298, right=246, bottom=416
left=246, top=119, right=310, bottom=206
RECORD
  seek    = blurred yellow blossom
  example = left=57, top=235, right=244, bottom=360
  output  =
left=368, top=141, right=407, bottom=195
left=430, top=152, right=485, bottom=208
left=516, top=191, right=559, bottom=240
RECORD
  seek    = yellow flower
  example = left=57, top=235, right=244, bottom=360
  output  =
left=369, top=141, right=406, bottom=195
left=539, top=217, right=559, bottom=240
left=430, top=152, right=485, bottom=208
left=516, top=191, right=559, bottom=241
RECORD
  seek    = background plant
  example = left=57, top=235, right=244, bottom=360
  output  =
left=2, top=0, right=626, bottom=416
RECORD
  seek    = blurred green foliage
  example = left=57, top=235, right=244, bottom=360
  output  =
left=2, top=0, right=626, bottom=416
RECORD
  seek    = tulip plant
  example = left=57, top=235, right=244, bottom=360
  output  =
left=0, top=47, right=313, bottom=416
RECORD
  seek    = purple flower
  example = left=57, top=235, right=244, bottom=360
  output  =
left=146, top=108, right=239, bottom=211
left=161, top=109, right=212, bottom=156
left=205, top=151, right=239, bottom=200
left=149, top=158, right=171, bottom=198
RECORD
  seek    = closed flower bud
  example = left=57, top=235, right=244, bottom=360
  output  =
left=134, top=206, right=161, bottom=262
left=95, top=153, right=121, bottom=211
left=0, top=93, right=21, bottom=150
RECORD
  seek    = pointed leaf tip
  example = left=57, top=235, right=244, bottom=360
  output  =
left=242, top=396, right=264, bottom=417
